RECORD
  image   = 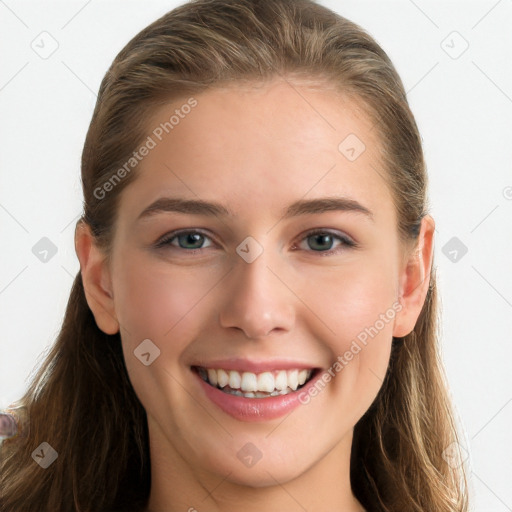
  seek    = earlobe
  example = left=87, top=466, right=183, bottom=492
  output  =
left=393, top=215, right=435, bottom=338
left=74, top=221, right=120, bottom=335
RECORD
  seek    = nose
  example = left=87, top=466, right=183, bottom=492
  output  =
left=218, top=250, right=295, bottom=340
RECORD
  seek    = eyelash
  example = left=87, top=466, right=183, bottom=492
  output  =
left=154, top=228, right=357, bottom=255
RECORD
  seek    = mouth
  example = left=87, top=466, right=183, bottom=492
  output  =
left=191, top=366, right=319, bottom=399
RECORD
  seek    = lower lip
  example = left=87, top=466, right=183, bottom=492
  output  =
left=193, top=368, right=322, bottom=422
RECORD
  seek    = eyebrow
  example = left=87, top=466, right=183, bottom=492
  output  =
left=137, top=196, right=374, bottom=222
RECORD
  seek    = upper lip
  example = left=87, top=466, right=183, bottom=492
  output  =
left=191, top=358, right=320, bottom=373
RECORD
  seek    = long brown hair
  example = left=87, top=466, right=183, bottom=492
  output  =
left=0, top=0, right=469, bottom=510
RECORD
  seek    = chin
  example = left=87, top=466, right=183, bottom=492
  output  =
left=196, top=437, right=317, bottom=488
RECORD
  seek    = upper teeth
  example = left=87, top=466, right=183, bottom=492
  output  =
left=199, top=368, right=312, bottom=393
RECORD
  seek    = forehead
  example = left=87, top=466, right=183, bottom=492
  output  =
left=117, top=77, right=395, bottom=225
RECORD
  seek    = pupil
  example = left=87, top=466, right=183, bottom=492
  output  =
left=180, top=233, right=203, bottom=249
left=308, top=234, right=333, bottom=251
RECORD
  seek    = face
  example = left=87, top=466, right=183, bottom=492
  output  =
left=81, top=77, right=430, bottom=488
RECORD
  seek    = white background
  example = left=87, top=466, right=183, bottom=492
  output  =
left=1, top=1, right=511, bottom=510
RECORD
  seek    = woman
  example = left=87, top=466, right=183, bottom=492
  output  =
left=0, top=0, right=469, bottom=510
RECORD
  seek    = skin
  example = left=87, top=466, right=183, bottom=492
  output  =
left=0, top=414, right=15, bottom=437
left=75, top=77, right=434, bottom=512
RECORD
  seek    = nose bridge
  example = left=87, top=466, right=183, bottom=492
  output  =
left=218, top=243, right=295, bottom=338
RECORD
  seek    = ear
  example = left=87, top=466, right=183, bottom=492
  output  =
left=74, top=221, right=119, bottom=335
left=393, top=215, right=435, bottom=338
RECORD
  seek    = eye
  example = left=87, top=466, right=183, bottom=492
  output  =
left=155, top=230, right=214, bottom=250
left=294, top=229, right=356, bottom=254
left=154, top=228, right=356, bottom=255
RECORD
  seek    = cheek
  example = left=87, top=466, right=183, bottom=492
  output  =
left=297, top=251, right=399, bottom=343
left=112, top=253, right=220, bottom=346
left=112, top=254, right=223, bottom=416
left=294, top=255, right=397, bottom=412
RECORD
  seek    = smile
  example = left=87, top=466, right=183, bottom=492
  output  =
left=194, top=366, right=315, bottom=398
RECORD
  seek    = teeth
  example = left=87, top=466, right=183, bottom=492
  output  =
left=275, top=370, right=288, bottom=391
left=198, top=367, right=314, bottom=396
left=228, top=371, right=241, bottom=389
left=222, top=388, right=289, bottom=398
left=207, top=369, right=218, bottom=387
left=257, top=372, right=274, bottom=392
left=298, top=369, right=308, bottom=385
left=288, top=369, right=299, bottom=391
left=217, top=369, right=229, bottom=388
left=241, top=372, right=258, bottom=392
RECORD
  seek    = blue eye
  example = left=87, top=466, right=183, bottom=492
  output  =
left=297, top=230, right=356, bottom=254
left=155, top=229, right=356, bottom=255
left=156, top=230, right=213, bottom=250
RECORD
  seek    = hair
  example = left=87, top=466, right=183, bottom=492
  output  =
left=0, top=0, right=469, bottom=510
